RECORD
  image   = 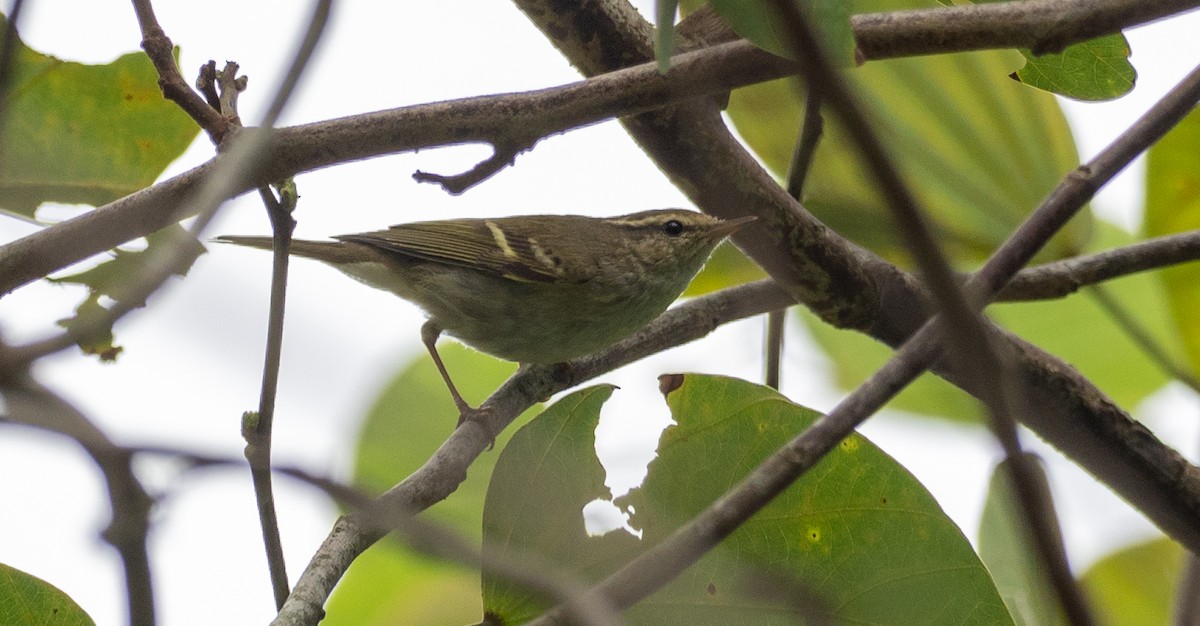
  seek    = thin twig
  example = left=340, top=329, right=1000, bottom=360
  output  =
left=999, top=229, right=1200, bottom=301
left=130, top=0, right=230, bottom=141
left=81, top=445, right=625, bottom=626
left=766, top=87, right=825, bottom=389
left=764, top=312, right=784, bottom=389
left=1086, top=285, right=1200, bottom=392
left=1, top=371, right=156, bottom=626
left=245, top=186, right=297, bottom=609
left=229, top=0, right=335, bottom=610
left=784, top=89, right=823, bottom=200
left=0, top=0, right=27, bottom=141
left=781, top=1, right=1091, bottom=622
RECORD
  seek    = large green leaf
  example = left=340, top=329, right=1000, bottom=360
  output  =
left=483, top=374, right=1010, bottom=624
left=727, top=0, right=1089, bottom=265
left=977, top=454, right=1066, bottom=626
left=708, top=0, right=854, bottom=67
left=324, top=345, right=539, bottom=625
left=804, top=220, right=1179, bottom=423
left=0, top=563, right=93, bottom=626
left=1079, top=537, right=1185, bottom=626
left=0, top=16, right=199, bottom=218
left=1144, top=107, right=1200, bottom=374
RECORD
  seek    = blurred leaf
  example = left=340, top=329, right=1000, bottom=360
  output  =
left=683, top=240, right=767, bottom=296
left=483, top=374, right=1010, bottom=624
left=977, top=454, right=1066, bottom=626
left=0, top=16, right=199, bottom=218
left=654, top=0, right=680, bottom=73
left=804, top=220, right=1178, bottom=423
left=728, top=0, right=1089, bottom=266
left=1079, top=537, right=1185, bottom=626
left=0, top=563, right=94, bottom=626
left=1144, top=107, right=1200, bottom=374
left=709, top=0, right=854, bottom=67
left=324, top=344, right=540, bottom=625
left=969, top=0, right=1135, bottom=101
left=48, top=225, right=203, bottom=361
left=54, top=294, right=122, bottom=361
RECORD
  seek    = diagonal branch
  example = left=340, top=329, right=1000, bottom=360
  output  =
left=512, top=0, right=1200, bottom=561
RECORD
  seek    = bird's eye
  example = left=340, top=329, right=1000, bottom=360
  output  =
left=663, top=219, right=684, bottom=237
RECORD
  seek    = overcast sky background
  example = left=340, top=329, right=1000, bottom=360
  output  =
left=2, top=3, right=1200, bottom=625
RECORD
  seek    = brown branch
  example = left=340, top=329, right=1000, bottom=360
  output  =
left=411, top=141, right=527, bottom=194
left=130, top=0, right=231, bottom=141
left=999, top=229, right=1200, bottom=301
left=0, top=39, right=795, bottom=298
left=852, top=0, right=1200, bottom=59
left=2, top=0, right=1194, bottom=297
left=2, top=369, right=156, bottom=626
left=514, top=0, right=1200, bottom=597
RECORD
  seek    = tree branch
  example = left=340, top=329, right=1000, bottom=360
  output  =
left=2, top=371, right=156, bottom=626
left=999, top=228, right=1200, bottom=301
left=274, top=279, right=796, bottom=622
left=130, top=0, right=231, bottom=142
left=512, top=0, right=1200, bottom=568
left=852, top=0, right=1200, bottom=59
left=4, top=0, right=1193, bottom=297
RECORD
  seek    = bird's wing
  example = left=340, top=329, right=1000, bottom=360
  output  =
left=336, top=219, right=574, bottom=283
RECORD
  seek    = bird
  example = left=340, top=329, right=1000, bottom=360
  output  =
left=215, top=209, right=753, bottom=417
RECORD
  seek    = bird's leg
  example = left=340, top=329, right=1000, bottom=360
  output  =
left=420, top=320, right=474, bottom=416
left=420, top=322, right=495, bottom=450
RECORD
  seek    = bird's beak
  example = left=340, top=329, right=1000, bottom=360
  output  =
left=708, top=215, right=757, bottom=238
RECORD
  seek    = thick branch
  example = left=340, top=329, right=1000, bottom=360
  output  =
left=0, top=40, right=792, bottom=297
left=5, top=0, right=1195, bottom=297
left=513, top=0, right=1200, bottom=563
left=853, top=0, right=1200, bottom=59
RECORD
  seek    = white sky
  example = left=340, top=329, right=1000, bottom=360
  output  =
left=2, top=3, right=1200, bottom=625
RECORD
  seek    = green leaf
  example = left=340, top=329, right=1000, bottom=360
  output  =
left=1079, top=537, right=1185, bottom=626
left=324, top=344, right=539, bottom=625
left=968, top=0, right=1135, bottom=101
left=709, top=0, right=854, bottom=67
left=0, top=563, right=94, bottom=626
left=804, top=220, right=1178, bottom=423
left=0, top=16, right=199, bottom=218
left=977, top=454, right=1066, bottom=626
left=1144, top=106, right=1200, bottom=374
left=727, top=0, right=1089, bottom=266
left=1010, top=34, right=1136, bottom=102
left=483, top=374, right=1010, bottom=624
left=654, top=0, right=680, bottom=73
left=48, top=225, right=203, bottom=360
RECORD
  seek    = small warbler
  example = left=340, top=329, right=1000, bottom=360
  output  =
left=216, top=209, right=753, bottom=415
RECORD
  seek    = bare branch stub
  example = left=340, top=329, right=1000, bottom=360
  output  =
left=195, top=60, right=221, bottom=111
left=131, top=0, right=230, bottom=141
left=412, top=141, right=526, bottom=195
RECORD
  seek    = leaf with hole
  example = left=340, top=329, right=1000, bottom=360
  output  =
left=482, top=374, right=1011, bottom=624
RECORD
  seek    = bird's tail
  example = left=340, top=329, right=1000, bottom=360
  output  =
left=212, top=236, right=369, bottom=264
